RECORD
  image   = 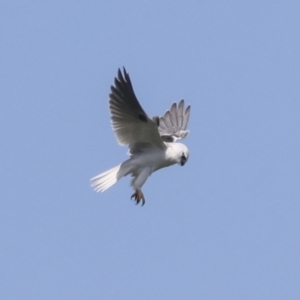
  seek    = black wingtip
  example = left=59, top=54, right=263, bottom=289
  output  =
left=116, top=67, right=129, bottom=85
left=122, top=67, right=132, bottom=85
left=114, top=67, right=136, bottom=99
left=117, top=68, right=123, bottom=81
left=117, top=67, right=128, bottom=80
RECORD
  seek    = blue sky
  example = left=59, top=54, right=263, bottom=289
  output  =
left=1, top=1, right=300, bottom=299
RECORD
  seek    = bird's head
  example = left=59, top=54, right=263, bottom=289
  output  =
left=171, top=143, right=189, bottom=166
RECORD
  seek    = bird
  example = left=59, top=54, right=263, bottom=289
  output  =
left=91, top=68, right=191, bottom=205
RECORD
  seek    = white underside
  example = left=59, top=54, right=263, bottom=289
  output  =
left=91, top=143, right=186, bottom=192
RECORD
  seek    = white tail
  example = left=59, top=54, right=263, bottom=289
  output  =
left=91, top=164, right=123, bottom=192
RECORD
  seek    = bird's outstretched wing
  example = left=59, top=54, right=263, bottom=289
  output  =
left=158, top=100, right=191, bottom=142
left=109, top=68, right=165, bottom=148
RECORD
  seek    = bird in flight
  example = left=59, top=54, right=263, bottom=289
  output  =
left=91, top=68, right=191, bottom=205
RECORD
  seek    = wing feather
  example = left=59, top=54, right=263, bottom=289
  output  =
left=169, top=103, right=178, bottom=126
left=177, top=100, right=184, bottom=127
left=109, top=68, right=165, bottom=148
left=182, top=104, right=191, bottom=130
left=158, top=99, right=191, bottom=142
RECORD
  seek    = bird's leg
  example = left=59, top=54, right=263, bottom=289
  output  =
left=131, top=189, right=145, bottom=206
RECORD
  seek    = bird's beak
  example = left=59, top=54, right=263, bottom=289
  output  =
left=180, top=156, right=187, bottom=166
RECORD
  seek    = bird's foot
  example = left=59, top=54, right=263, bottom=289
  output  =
left=131, top=189, right=145, bottom=206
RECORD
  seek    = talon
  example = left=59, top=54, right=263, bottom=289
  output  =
left=130, top=189, right=145, bottom=206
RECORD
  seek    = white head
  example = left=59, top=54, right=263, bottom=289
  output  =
left=170, top=143, right=189, bottom=166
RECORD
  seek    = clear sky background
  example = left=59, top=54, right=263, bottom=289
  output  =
left=1, top=1, right=300, bottom=299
